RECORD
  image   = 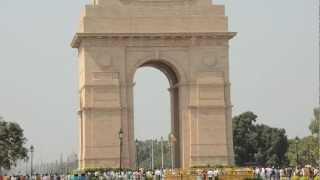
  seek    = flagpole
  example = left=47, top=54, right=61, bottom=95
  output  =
left=161, top=136, right=164, bottom=169
left=151, top=139, right=154, bottom=170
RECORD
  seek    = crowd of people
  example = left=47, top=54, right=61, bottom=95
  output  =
left=253, top=166, right=320, bottom=179
left=0, top=169, right=163, bottom=180
left=1, top=166, right=320, bottom=180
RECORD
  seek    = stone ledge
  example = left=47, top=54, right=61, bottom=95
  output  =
left=188, top=104, right=233, bottom=109
left=71, top=32, right=237, bottom=48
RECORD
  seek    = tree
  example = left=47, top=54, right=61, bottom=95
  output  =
left=309, top=107, right=320, bottom=135
left=0, top=116, right=28, bottom=173
left=255, top=124, right=289, bottom=166
left=233, top=112, right=258, bottom=166
left=287, top=136, right=319, bottom=166
left=233, top=112, right=289, bottom=166
left=287, top=107, right=320, bottom=167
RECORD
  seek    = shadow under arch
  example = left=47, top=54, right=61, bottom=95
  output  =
left=140, top=60, right=179, bottom=86
left=133, top=59, right=181, bottom=168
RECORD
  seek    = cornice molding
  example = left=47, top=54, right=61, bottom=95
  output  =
left=79, top=83, right=136, bottom=92
left=119, top=0, right=196, bottom=5
left=71, top=32, right=237, bottom=48
left=80, top=107, right=123, bottom=111
left=188, top=104, right=233, bottom=109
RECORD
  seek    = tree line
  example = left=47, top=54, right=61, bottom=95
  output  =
left=0, top=108, right=319, bottom=172
left=137, top=109, right=320, bottom=168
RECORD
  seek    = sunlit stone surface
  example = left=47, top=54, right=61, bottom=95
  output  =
left=71, top=0, right=236, bottom=169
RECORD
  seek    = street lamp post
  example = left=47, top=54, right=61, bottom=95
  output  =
left=30, top=145, right=34, bottom=177
left=295, top=137, right=299, bottom=166
left=118, top=128, right=124, bottom=172
left=136, top=139, right=139, bottom=169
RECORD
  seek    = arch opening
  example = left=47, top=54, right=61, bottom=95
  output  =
left=133, top=60, right=181, bottom=169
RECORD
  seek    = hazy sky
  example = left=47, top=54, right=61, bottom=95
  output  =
left=0, top=0, right=318, bottom=162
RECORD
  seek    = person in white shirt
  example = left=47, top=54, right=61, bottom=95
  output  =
left=155, top=169, right=161, bottom=180
left=261, top=168, right=266, bottom=179
left=279, top=168, right=284, bottom=178
left=314, top=168, right=319, bottom=177
left=213, top=169, right=219, bottom=178
left=207, top=170, right=213, bottom=180
left=254, top=167, right=260, bottom=177
left=266, top=167, right=272, bottom=179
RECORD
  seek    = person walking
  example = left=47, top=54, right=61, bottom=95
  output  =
left=279, top=168, right=284, bottom=179
left=201, top=170, right=207, bottom=180
left=155, top=169, right=161, bottom=180
left=207, top=170, right=213, bottom=180
left=274, top=168, right=280, bottom=180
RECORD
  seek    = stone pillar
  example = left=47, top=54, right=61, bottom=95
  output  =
left=78, top=46, right=124, bottom=169
left=178, top=83, right=192, bottom=169
left=223, top=43, right=235, bottom=165
left=121, top=82, right=136, bottom=168
left=168, top=85, right=181, bottom=168
left=225, top=82, right=235, bottom=165
left=188, top=72, right=232, bottom=166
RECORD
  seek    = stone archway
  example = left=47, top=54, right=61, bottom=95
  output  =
left=72, top=0, right=236, bottom=169
left=134, top=60, right=182, bottom=168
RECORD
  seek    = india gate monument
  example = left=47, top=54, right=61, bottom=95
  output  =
left=71, top=0, right=236, bottom=169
